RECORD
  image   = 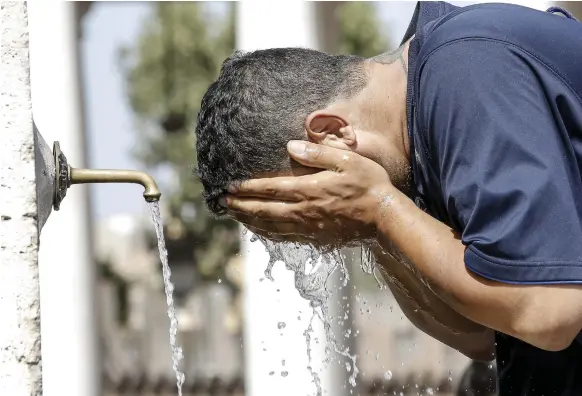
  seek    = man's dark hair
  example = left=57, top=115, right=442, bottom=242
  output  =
left=195, top=48, right=367, bottom=215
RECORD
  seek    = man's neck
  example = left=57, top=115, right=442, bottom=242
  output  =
left=368, top=42, right=413, bottom=195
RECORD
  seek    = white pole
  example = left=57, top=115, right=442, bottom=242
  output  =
left=0, top=2, right=43, bottom=395
left=312, top=5, right=357, bottom=394
left=27, top=3, right=100, bottom=396
left=237, top=2, right=350, bottom=395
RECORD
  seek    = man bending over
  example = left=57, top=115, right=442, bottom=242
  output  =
left=195, top=2, right=582, bottom=395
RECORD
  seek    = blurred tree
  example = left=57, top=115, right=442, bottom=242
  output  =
left=336, top=2, right=390, bottom=57
left=119, top=3, right=237, bottom=286
left=120, top=2, right=389, bottom=286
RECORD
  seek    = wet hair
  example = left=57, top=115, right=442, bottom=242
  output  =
left=195, top=48, right=367, bottom=215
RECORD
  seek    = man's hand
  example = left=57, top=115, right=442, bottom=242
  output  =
left=222, top=140, right=394, bottom=246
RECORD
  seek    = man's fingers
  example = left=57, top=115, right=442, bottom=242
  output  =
left=245, top=225, right=319, bottom=245
left=226, top=197, right=301, bottom=222
left=230, top=211, right=299, bottom=235
left=229, top=171, right=339, bottom=201
left=287, top=140, right=352, bottom=171
left=229, top=177, right=303, bottom=200
left=238, top=216, right=318, bottom=244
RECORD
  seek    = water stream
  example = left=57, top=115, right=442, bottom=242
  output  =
left=148, top=201, right=186, bottom=396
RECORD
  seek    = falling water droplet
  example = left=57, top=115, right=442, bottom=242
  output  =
left=277, top=322, right=286, bottom=329
left=281, top=371, right=289, bottom=377
left=383, top=370, right=393, bottom=381
left=217, top=278, right=222, bottom=284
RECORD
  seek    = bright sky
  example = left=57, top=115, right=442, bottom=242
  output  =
left=81, top=2, right=152, bottom=219
left=81, top=1, right=548, bottom=220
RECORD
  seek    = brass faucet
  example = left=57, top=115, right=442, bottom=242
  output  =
left=53, top=141, right=161, bottom=211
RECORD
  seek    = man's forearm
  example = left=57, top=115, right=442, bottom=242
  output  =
left=375, top=186, right=582, bottom=351
left=372, top=244, right=494, bottom=361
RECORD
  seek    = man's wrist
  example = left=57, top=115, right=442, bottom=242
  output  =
left=371, top=183, right=406, bottom=236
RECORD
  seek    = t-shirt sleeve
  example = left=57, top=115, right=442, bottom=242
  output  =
left=419, top=39, right=582, bottom=284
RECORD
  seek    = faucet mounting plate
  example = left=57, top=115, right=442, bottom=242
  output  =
left=53, top=141, right=71, bottom=211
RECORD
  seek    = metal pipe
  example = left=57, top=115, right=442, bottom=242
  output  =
left=70, top=168, right=162, bottom=202
left=52, top=140, right=161, bottom=213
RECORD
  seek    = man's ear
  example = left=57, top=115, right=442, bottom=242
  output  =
left=305, top=110, right=357, bottom=150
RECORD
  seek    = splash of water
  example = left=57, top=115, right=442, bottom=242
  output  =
left=148, top=201, right=186, bottom=396
left=252, top=235, right=360, bottom=393
left=361, top=245, right=384, bottom=288
left=304, top=313, right=323, bottom=396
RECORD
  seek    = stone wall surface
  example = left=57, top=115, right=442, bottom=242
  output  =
left=0, top=2, right=43, bottom=395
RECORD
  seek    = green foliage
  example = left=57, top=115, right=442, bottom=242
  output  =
left=336, top=2, right=390, bottom=57
left=121, top=2, right=389, bottom=282
left=120, top=3, right=237, bottom=281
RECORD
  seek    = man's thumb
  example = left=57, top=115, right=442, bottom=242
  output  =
left=288, top=140, right=307, bottom=156
left=287, top=140, right=342, bottom=170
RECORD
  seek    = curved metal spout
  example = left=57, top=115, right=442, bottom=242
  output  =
left=70, top=168, right=161, bottom=202
left=52, top=141, right=161, bottom=211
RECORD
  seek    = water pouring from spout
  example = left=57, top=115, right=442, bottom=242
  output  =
left=46, top=140, right=185, bottom=395
left=148, top=200, right=186, bottom=396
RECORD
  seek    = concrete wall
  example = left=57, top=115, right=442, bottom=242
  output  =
left=0, top=2, right=43, bottom=395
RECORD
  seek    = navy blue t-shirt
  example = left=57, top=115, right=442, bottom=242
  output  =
left=403, top=2, right=582, bottom=395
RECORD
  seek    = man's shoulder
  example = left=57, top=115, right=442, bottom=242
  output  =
left=416, top=2, right=582, bottom=104
left=418, top=3, right=581, bottom=66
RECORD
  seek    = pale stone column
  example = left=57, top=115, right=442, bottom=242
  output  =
left=236, top=3, right=320, bottom=394
left=237, top=2, right=353, bottom=395
left=27, top=2, right=100, bottom=396
left=0, top=2, right=43, bottom=395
